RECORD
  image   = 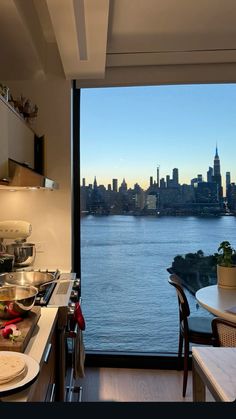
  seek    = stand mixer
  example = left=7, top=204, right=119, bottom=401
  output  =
left=0, top=220, right=36, bottom=268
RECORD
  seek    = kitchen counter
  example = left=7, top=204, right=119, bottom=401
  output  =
left=1, top=307, right=58, bottom=402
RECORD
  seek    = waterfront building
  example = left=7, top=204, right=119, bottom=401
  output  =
left=146, top=194, right=157, bottom=210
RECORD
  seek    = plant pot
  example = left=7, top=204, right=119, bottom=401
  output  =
left=217, top=264, right=236, bottom=289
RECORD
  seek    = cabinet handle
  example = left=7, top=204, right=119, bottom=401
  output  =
left=44, top=342, right=52, bottom=364
left=78, top=386, right=82, bottom=402
left=49, top=383, right=56, bottom=402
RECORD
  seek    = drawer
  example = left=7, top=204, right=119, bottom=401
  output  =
left=30, top=330, right=56, bottom=401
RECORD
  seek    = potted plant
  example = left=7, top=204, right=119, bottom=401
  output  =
left=216, top=241, right=236, bottom=289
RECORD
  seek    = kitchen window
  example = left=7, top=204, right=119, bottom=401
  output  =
left=73, top=83, right=236, bottom=365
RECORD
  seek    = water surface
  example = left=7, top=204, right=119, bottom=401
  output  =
left=81, top=215, right=236, bottom=353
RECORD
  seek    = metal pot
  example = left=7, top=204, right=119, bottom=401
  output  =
left=0, top=270, right=57, bottom=288
left=6, top=243, right=36, bottom=267
left=0, top=285, right=38, bottom=319
left=0, top=253, right=14, bottom=273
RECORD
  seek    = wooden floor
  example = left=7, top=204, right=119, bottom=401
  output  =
left=71, top=367, right=214, bottom=402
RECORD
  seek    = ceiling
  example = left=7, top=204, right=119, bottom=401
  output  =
left=2, top=0, right=236, bottom=86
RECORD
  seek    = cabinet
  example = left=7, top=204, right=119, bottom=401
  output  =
left=30, top=324, right=57, bottom=402
left=0, top=95, right=35, bottom=180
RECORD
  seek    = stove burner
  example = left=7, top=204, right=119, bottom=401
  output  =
left=33, top=270, right=60, bottom=306
left=35, top=281, right=57, bottom=306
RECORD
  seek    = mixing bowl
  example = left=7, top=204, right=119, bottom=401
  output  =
left=0, top=285, right=38, bottom=319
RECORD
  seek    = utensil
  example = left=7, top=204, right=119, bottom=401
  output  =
left=6, top=242, right=36, bottom=267
left=0, top=285, right=38, bottom=319
left=0, top=270, right=60, bottom=288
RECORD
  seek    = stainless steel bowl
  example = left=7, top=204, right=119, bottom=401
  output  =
left=6, top=243, right=36, bottom=267
left=0, top=285, right=38, bottom=319
left=0, top=271, right=55, bottom=288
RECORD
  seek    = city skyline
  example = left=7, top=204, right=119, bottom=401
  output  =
left=81, top=147, right=231, bottom=195
left=80, top=83, right=236, bottom=189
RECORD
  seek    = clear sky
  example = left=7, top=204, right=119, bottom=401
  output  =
left=80, top=83, right=236, bottom=191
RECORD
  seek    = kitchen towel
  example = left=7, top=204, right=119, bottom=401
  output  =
left=73, top=302, right=86, bottom=379
left=73, top=328, right=85, bottom=379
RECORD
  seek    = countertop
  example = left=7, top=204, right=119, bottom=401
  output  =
left=0, top=307, right=58, bottom=402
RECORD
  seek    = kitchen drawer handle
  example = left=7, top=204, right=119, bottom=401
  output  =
left=49, top=383, right=56, bottom=402
left=44, top=342, right=52, bottom=364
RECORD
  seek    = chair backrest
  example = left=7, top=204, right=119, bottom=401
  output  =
left=168, top=274, right=190, bottom=322
left=211, top=317, right=236, bottom=347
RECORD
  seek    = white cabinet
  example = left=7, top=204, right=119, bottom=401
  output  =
left=0, top=95, right=35, bottom=179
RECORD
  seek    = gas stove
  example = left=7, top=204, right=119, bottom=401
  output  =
left=33, top=271, right=79, bottom=308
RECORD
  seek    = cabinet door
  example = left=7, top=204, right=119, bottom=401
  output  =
left=8, top=109, right=35, bottom=169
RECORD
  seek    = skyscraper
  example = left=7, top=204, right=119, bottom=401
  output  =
left=226, top=172, right=231, bottom=200
left=119, top=178, right=127, bottom=193
left=93, top=176, right=97, bottom=189
left=156, top=165, right=160, bottom=188
left=112, top=178, right=118, bottom=192
left=213, top=145, right=221, bottom=177
left=172, top=168, right=179, bottom=186
left=213, top=145, right=222, bottom=200
left=207, top=167, right=213, bottom=183
left=226, top=172, right=231, bottom=189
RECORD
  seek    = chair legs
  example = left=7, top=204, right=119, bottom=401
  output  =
left=183, top=337, right=189, bottom=397
left=178, top=330, right=183, bottom=370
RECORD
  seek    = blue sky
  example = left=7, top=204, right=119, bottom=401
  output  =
left=80, top=84, right=236, bottom=191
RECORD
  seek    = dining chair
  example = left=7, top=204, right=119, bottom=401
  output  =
left=212, top=317, right=236, bottom=347
left=168, top=274, right=214, bottom=397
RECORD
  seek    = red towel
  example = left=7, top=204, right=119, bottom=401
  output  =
left=74, top=302, right=86, bottom=330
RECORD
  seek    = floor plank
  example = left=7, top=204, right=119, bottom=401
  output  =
left=71, top=367, right=214, bottom=402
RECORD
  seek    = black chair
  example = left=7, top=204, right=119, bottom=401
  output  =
left=212, top=317, right=236, bottom=347
left=168, top=274, right=214, bottom=397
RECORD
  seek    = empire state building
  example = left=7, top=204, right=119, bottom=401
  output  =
left=213, top=145, right=223, bottom=200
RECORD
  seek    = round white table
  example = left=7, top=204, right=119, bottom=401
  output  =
left=196, top=285, right=236, bottom=323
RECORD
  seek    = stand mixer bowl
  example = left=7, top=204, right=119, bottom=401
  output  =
left=6, top=243, right=36, bottom=267
left=0, top=253, right=15, bottom=273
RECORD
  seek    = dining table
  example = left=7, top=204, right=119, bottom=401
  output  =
left=193, top=284, right=236, bottom=402
left=195, top=284, right=236, bottom=323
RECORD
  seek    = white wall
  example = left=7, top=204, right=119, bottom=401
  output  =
left=0, top=80, right=72, bottom=271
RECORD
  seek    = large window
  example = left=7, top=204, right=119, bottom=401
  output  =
left=80, top=84, right=236, bottom=354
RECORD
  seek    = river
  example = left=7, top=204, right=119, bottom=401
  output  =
left=81, top=215, right=236, bottom=353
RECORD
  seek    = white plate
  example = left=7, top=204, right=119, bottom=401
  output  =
left=0, top=351, right=40, bottom=395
